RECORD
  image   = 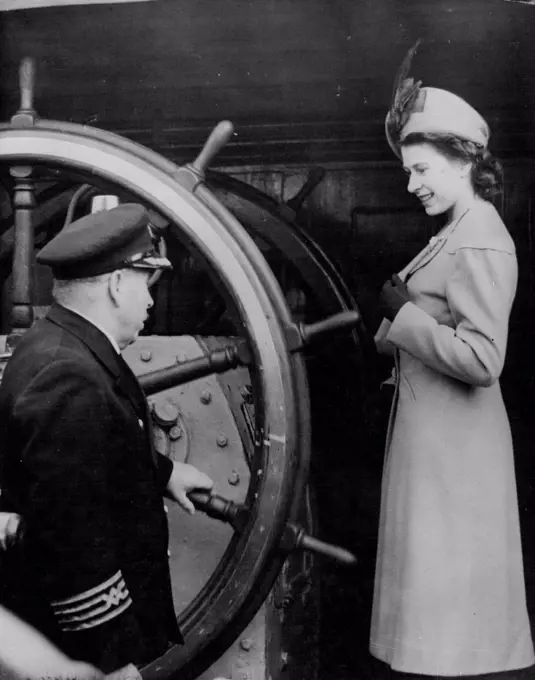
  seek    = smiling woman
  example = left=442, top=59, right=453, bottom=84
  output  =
left=370, top=44, right=535, bottom=679
left=400, top=133, right=503, bottom=220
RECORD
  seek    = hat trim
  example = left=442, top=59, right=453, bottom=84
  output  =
left=126, top=254, right=172, bottom=271
left=49, top=251, right=172, bottom=280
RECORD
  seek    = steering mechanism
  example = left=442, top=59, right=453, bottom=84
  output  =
left=0, top=58, right=358, bottom=679
left=137, top=310, right=360, bottom=571
left=187, top=491, right=357, bottom=566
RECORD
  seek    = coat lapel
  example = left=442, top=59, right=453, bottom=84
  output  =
left=399, top=235, right=450, bottom=281
left=399, top=209, right=471, bottom=281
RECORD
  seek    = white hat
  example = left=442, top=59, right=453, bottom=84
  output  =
left=385, top=41, right=490, bottom=158
left=385, top=86, right=490, bottom=158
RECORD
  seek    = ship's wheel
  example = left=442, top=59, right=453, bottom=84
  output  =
left=0, top=60, right=358, bottom=680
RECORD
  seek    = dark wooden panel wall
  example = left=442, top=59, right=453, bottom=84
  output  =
left=1, top=0, right=535, bottom=164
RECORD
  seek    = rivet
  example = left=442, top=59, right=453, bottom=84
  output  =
left=153, top=401, right=179, bottom=427
left=140, top=350, right=152, bottom=362
left=176, top=353, right=187, bottom=363
left=228, top=471, right=240, bottom=486
left=169, top=426, right=183, bottom=441
left=217, top=433, right=228, bottom=447
left=200, top=391, right=212, bottom=404
left=239, top=638, right=253, bottom=651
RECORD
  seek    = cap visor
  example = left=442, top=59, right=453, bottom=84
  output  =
left=129, top=255, right=173, bottom=270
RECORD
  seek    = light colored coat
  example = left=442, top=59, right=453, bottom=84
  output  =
left=370, top=201, right=535, bottom=676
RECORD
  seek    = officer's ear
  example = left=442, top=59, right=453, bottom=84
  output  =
left=107, top=270, right=124, bottom=307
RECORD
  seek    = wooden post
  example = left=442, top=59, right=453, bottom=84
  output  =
left=7, top=58, right=38, bottom=348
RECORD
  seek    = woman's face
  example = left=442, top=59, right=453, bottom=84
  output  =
left=401, top=143, right=471, bottom=216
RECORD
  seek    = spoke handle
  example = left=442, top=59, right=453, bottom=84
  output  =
left=139, top=341, right=250, bottom=396
left=285, top=309, right=361, bottom=351
left=12, top=58, right=37, bottom=126
left=190, top=120, right=234, bottom=178
left=301, top=309, right=361, bottom=344
left=285, top=166, right=326, bottom=214
left=282, top=522, right=357, bottom=566
left=188, top=491, right=248, bottom=532
left=295, top=530, right=357, bottom=565
left=187, top=492, right=357, bottom=566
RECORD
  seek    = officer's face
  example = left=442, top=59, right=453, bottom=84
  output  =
left=401, top=143, right=471, bottom=217
left=114, top=269, right=154, bottom=348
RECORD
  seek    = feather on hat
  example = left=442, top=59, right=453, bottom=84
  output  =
left=385, top=40, right=489, bottom=158
left=385, top=39, right=424, bottom=147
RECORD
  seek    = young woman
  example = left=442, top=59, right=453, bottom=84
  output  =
left=370, top=53, right=535, bottom=678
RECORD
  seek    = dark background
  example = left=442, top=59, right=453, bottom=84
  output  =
left=1, top=0, right=535, bottom=165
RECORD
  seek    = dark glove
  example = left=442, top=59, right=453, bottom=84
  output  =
left=379, top=274, right=411, bottom=322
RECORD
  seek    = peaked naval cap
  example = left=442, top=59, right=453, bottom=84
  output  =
left=36, top=203, right=172, bottom=279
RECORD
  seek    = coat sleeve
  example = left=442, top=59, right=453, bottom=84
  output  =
left=385, top=247, right=517, bottom=386
left=12, top=359, right=144, bottom=666
left=374, top=318, right=396, bottom=356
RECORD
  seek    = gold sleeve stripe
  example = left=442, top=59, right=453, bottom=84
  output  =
left=50, top=571, right=132, bottom=632
left=58, top=597, right=133, bottom=632
left=51, top=570, right=124, bottom=606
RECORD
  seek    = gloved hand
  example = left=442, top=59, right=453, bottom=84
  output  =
left=379, top=274, right=411, bottom=321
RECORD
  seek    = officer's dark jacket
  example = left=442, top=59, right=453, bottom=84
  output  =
left=0, top=304, right=181, bottom=672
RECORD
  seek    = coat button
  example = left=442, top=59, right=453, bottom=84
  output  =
left=167, top=549, right=172, bottom=558
left=138, top=419, right=144, bottom=429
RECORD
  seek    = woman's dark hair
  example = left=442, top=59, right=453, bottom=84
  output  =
left=401, top=132, right=503, bottom=200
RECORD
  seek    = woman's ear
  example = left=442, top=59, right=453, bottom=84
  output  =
left=458, top=159, right=473, bottom=179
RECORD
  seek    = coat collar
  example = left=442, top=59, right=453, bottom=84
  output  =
left=45, top=304, right=146, bottom=417
left=46, top=303, right=123, bottom=380
left=399, top=208, right=471, bottom=281
left=45, top=303, right=158, bottom=467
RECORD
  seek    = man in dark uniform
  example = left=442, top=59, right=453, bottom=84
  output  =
left=0, top=204, right=214, bottom=674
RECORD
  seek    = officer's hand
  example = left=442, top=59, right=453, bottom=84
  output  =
left=105, top=663, right=142, bottom=679
left=66, top=661, right=106, bottom=679
left=166, top=462, right=214, bottom=514
left=379, top=274, right=411, bottom=322
left=0, top=512, right=24, bottom=550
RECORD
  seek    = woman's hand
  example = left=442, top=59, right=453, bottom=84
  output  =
left=380, top=274, right=411, bottom=321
